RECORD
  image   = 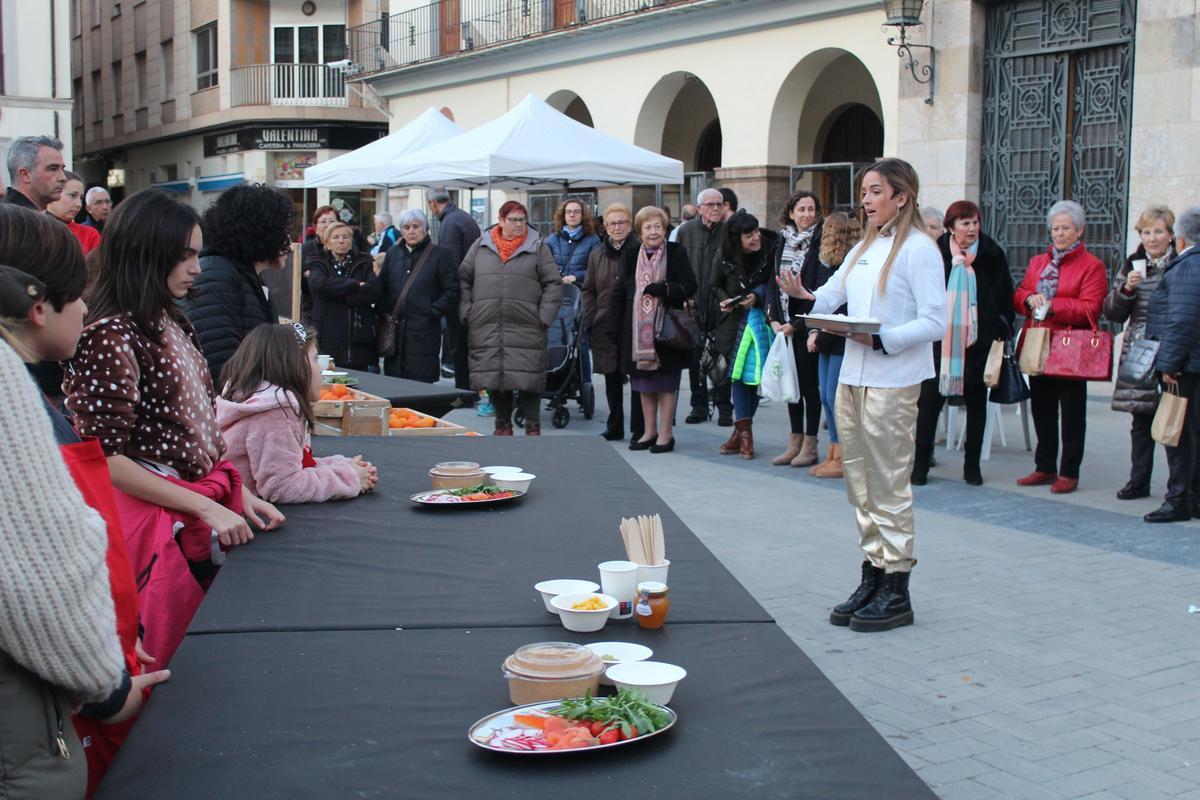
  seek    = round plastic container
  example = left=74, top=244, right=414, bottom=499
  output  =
left=502, top=642, right=604, bottom=705
left=429, top=461, right=485, bottom=490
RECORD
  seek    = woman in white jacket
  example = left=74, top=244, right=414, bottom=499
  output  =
left=785, top=158, right=947, bottom=632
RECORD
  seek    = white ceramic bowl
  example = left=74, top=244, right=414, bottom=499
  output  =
left=491, top=472, right=535, bottom=492
left=534, top=579, right=600, bottom=614
left=604, top=661, right=687, bottom=705
left=585, top=642, right=654, bottom=686
left=483, top=465, right=523, bottom=476
left=550, top=592, right=618, bottom=633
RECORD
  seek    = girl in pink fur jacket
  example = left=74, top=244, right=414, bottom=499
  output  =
left=215, top=323, right=378, bottom=503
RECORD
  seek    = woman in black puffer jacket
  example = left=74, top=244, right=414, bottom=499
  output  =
left=306, top=221, right=381, bottom=371
left=1103, top=205, right=1176, bottom=501
left=183, top=184, right=293, bottom=385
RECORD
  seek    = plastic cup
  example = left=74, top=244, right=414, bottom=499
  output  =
left=636, top=559, right=670, bottom=586
left=597, top=560, right=639, bottom=619
left=1130, top=258, right=1147, bottom=276
left=317, top=354, right=332, bottom=371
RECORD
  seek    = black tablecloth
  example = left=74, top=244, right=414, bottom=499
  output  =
left=96, top=623, right=935, bottom=799
left=344, top=369, right=476, bottom=417
left=189, top=437, right=773, bottom=633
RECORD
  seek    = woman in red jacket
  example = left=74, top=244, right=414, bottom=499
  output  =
left=1013, top=200, right=1108, bottom=494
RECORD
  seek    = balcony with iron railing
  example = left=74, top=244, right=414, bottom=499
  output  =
left=230, top=63, right=350, bottom=108
left=347, top=0, right=699, bottom=77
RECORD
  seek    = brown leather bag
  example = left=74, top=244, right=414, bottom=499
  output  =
left=376, top=246, right=434, bottom=357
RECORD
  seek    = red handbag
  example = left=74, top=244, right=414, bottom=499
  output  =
left=1042, top=312, right=1113, bottom=381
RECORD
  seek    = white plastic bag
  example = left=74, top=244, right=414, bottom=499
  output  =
left=759, top=332, right=800, bottom=403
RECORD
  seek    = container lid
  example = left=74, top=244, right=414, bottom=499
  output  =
left=637, top=581, right=668, bottom=594
left=503, top=641, right=602, bottom=680
left=430, top=461, right=482, bottom=476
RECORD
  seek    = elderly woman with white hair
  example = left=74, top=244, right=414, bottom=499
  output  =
left=920, top=206, right=944, bottom=240
left=1012, top=199, right=1108, bottom=494
left=370, top=208, right=460, bottom=382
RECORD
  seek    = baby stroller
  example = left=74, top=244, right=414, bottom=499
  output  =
left=515, top=283, right=595, bottom=429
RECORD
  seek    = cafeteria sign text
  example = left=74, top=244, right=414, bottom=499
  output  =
left=203, top=124, right=385, bottom=157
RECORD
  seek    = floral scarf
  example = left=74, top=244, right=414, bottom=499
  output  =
left=633, top=244, right=666, bottom=371
left=1036, top=240, right=1082, bottom=301
left=778, top=226, right=816, bottom=318
left=491, top=227, right=526, bottom=262
left=939, top=238, right=978, bottom=397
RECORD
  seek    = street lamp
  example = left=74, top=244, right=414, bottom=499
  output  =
left=882, top=0, right=936, bottom=104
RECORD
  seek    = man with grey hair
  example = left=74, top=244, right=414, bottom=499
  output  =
left=675, top=186, right=734, bottom=425
left=83, top=185, right=112, bottom=232
left=371, top=211, right=400, bottom=256
left=424, top=187, right=481, bottom=386
left=1143, top=206, right=1200, bottom=522
left=5, top=135, right=66, bottom=211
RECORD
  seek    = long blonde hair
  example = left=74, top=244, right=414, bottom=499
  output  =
left=843, top=158, right=922, bottom=295
left=819, top=212, right=856, bottom=268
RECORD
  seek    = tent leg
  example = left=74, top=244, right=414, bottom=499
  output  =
left=486, top=179, right=492, bottom=225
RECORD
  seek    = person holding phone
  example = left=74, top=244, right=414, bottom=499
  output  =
left=782, top=158, right=946, bottom=632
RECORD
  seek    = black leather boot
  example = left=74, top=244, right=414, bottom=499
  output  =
left=829, top=561, right=884, bottom=626
left=850, top=571, right=913, bottom=632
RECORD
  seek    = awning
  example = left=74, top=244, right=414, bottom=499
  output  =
left=197, top=173, right=245, bottom=193
left=152, top=180, right=191, bottom=193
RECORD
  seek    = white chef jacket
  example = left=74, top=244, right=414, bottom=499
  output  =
left=810, top=232, right=947, bottom=388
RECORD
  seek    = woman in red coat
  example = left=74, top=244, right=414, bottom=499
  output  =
left=1013, top=200, right=1108, bottom=494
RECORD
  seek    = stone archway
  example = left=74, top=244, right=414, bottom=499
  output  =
left=545, top=89, right=595, bottom=127
left=634, top=72, right=721, bottom=172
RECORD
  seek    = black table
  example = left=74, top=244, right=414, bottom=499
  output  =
left=344, top=369, right=476, bottom=417
left=189, top=437, right=772, bottom=633
left=96, top=624, right=936, bottom=799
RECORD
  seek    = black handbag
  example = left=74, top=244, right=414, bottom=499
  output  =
left=989, top=336, right=1031, bottom=405
left=698, top=331, right=728, bottom=385
left=654, top=302, right=699, bottom=352
left=1118, top=335, right=1160, bottom=388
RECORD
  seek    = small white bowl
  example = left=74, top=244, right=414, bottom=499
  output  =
left=605, top=661, right=687, bottom=705
left=550, top=592, right=618, bottom=633
left=534, top=579, right=600, bottom=614
left=483, top=465, right=523, bottom=475
left=491, top=472, right=535, bottom=492
left=585, top=642, right=654, bottom=686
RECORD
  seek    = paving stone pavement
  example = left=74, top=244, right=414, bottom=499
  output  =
left=442, top=378, right=1200, bottom=799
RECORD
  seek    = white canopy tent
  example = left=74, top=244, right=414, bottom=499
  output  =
left=302, top=106, right=463, bottom=190
left=374, top=94, right=685, bottom=191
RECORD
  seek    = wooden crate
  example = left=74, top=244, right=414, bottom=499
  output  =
left=387, top=407, right=467, bottom=437
left=313, top=385, right=391, bottom=436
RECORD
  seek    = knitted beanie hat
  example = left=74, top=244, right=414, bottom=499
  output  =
left=0, top=264, right=45, bottom=319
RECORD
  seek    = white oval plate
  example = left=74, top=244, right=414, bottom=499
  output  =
left=468, top=699, right=676, bottom=755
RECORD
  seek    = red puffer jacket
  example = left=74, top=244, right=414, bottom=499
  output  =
left=1013, top=243, right=1108, bottom=332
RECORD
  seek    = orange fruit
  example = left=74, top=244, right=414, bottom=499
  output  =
left=331, top=383, right=349, bottom=398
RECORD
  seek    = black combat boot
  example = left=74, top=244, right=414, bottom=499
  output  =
left=829, top=561, right=884, bottom=626
left=849, top=571, right=913, bottom=632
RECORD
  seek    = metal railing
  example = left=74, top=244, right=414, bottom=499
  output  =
left=347, top=0, right=693, bottom=76
left=230, top=63, right=349, bottom=108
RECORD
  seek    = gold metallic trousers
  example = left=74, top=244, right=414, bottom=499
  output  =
left=835, top=384, right=921, bottom=573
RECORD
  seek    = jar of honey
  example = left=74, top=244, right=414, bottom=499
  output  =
left=634, top=581, right=670, bottom=629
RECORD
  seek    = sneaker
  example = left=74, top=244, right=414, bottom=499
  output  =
left=476, top=402, right=495, bottom=417
left=440, top=365, right=455, bottom=379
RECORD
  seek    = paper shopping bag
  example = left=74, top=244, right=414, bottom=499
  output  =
left=1018, top=326, right=1050, bottom=376
left=983, top=339, right=1004, bottom=388
left=1152, top=383, right=1188, bottom=447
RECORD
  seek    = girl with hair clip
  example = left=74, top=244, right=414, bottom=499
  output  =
left=217, top=322, right=378, bottom=504
left=784, top=158, right=947, bottom=632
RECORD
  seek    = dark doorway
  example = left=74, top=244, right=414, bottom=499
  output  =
left=695, top=119, right=722, bottom=173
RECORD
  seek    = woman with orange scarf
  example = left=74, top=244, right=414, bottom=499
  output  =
left=459, top=201, right=564, bottom=435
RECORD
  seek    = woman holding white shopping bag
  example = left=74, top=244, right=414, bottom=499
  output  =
left=782, top=158, right=946, bottom=632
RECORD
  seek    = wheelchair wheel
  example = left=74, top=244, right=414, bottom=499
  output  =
left=552, top=407, right=570, bottom=429
left=582, top=382, right=595, bottom=420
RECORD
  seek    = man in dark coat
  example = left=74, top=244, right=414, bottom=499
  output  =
left=182, top=185, right=292, bottom=384
left=675, top=187, right=733, bottom=425
left=372, top=210, right=460, bottom=383
left=427, top=188, right=482, bottom=389
left=1145, top=206, right=1200, bottom=522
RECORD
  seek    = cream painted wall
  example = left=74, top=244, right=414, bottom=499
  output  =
left=382, top=8, right=897, bottom=173
left=270, top=0, right=346, bottom=26
left=1127, top=0, right=1200, bottom=250
left=0, top=0, right=74, bottom=172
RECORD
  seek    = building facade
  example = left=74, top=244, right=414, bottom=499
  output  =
left=0, top=0, right=74, bottom=175
left=348, top=0, right=1200, bottom=279
left=71, top=0, right=388, bottom=230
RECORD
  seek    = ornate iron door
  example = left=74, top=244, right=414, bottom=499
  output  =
left=980, top=0, right=1136, bottom=282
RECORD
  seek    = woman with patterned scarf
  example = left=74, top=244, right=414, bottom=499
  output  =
left=765, top=191, right=825, bottom=467
left=1103, top=205, right=1177, bottom=508
left=1013, top=200, right=1108, bottom=494
left=912, top=201, right=1014, bottom=486
left=712, top=211, right=777, bottom=459
left=609, top=206, right=697, bottom=453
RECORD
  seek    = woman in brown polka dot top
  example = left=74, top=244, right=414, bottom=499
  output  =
left=65, top=189, right=284, bottom=542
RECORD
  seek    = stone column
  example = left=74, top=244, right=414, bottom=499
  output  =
left=893, top=0, right=985, bottom=212
left=713, top=164, right=792, bottom=223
